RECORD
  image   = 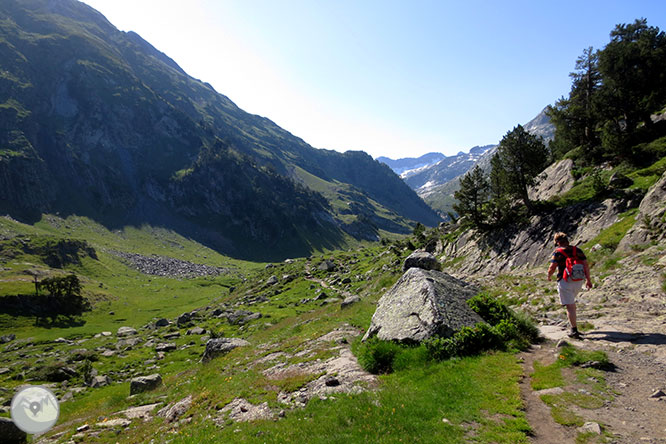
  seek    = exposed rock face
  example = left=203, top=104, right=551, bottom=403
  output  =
left=528, top=159, right=575, bottom=201
left=402, top=251, right=441, bottom=272
left=444, top=198, right=633, bottom=276
left=158, top=395, right=192, bottom=423
left=129, top=374, right=163, bottom=395
left=201, top=338, right=250, bottom=363
left=362, top=268, right=482, bottom=342
left=618, top=171, right=666, bottom=251
left=0, top=417, right=26, bottom=444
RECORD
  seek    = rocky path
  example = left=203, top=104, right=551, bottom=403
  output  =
left=523, top=319, right=666, bottom=443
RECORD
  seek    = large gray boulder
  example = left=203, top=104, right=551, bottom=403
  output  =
left=201, top=338, right=250, bottom=363
left=130, top=374, right=163, bottom=395
left=0, top=417, right=27, bottom=444
left=362, top=268, right=482, bottom=343
left=402, top=251, right=441, bottom=272
left=618, top=170, right=666, bottom=251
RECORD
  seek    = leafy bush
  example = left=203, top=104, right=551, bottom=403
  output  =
left=355, top=337, right=427, bottom=374
left=356, top=337, right=403, bottom=374
left=425, top=293, right=539, bottom=361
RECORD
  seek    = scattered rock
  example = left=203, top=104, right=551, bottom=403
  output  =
left=217, top=398, right=273, bottom=423
left=578, top=421, right=602, bottom=435
left=187, top=327, right=205, bottom=335
left=118, top=403, right=161, bottom=420
left=534, top=387, right=564, bottom=396
left=155, top=343, right=177, bottom=353
left=76, top=424, right=90, bottom=432
left=95, top=418, right=131, bottom=428
left=109, top=250, right=227, bottom=278
left=177, top=312, right=193, bottom=327
left=89, top=375, right=110, bottom=388
left=100, top=331, right=112, bottom=337
left=158, top=395, right=192, bottom=423
left=117, top=327, right=137, bottom=337
left=402, top=251, right=441, bottom=272
left=362, top=268, right=482, bottom=342
left=201, top=338, right=250, bottom=363
left=0, top=417, right=26, bottom=444
left=154, top=318, right=169, bottom=327
left=129, top=374, right=163, bottom=395
left=0, top=368, right=10, bottom=375
left=163, top=332, right=181, bottom=339
left=340, top=295, right=361, bottom=309
left=0, top=334, right=16, bottom=344
left=317, top=260, right=336, bottom=272
left=266, top=275, right=278, bottom=285
left=649, top=389, right=665, bottom=399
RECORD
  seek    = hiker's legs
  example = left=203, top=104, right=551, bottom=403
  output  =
left=565, top=303, right=577, bottom=329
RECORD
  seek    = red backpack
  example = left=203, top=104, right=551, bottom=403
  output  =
left=558, top=246, right=586, bottom=282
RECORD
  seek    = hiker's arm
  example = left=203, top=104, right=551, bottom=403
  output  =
left=547, top=261, right=557, bottom=281
left=583, top=260, right=593, bottom=288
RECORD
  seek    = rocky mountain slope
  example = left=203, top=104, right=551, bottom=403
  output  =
left=0, top=0, right=440, bottom=260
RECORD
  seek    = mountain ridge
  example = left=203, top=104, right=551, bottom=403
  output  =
left=0, top=0, right=440, bottom=260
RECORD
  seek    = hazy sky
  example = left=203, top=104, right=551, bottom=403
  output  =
left=80, top=0, right=666, bottom=159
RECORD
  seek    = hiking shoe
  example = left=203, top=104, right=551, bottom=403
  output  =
left=568, top=328, right=581, bottom=338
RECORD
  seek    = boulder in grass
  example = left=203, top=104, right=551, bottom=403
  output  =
left=117, top=326, right=137, bottom=337
left=402, top=251, right=441, bottom=272
left=201, top=338, right=250, bottom=363
left=130, top=374, right=162, bottom=395
left=362, top=268, right=482, bottom=343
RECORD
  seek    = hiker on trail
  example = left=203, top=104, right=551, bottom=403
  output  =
left=547, top=232, right=593, bottom=338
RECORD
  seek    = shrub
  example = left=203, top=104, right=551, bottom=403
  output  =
left=425, top=293, right=539, bottom=361
left=356, top=337, right=402, bottom=374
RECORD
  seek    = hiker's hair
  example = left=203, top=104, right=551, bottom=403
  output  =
left=554, top=232, right=569, bottom=244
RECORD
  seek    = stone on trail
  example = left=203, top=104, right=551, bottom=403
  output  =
left=201, top=338, right=250, bottom=363
left=402, top=251, right=441, bottom=272
left=129, top=374, right=163, bottom=395
left=362, top=267, right=482, bottom=342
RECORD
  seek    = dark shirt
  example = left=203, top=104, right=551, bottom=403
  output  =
left=551, top=245, right=587, bottom=281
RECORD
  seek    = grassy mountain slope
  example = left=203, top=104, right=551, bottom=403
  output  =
left=0, top=0, right=440, bottom=261
left=0, top=215, right=531, bottom=443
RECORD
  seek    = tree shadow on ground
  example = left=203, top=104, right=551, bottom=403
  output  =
left=584, top=330, right=666, bottom=346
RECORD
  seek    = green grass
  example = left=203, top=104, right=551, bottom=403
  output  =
left=531, top=361, right=565, bottom=390
left=168, top=353, right=530, bottom=444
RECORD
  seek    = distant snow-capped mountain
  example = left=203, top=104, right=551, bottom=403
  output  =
left=376, top=152, right=446, bottom=175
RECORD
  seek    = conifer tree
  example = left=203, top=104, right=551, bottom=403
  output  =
left=453, top=166, right=489, bottom=227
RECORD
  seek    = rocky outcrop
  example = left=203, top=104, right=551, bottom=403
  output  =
left=443, top=198, right=633, bottom=276
left=362, top=268, right=482, bottom=342
left=201, top=338, right=250, bottom=363
left=528, top=159, right=575, bottom=201
left=617, top=170, right=666, bottom=251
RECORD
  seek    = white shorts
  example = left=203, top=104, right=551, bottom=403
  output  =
left=557, top=278, right=584, bottom=305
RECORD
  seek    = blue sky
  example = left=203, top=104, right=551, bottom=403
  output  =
left=81, top=0, right=666, bottom=159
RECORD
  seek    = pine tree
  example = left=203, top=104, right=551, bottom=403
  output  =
left=494, top=125, right=549, bottom=213
left=453, top=166, right=489, bottom=227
